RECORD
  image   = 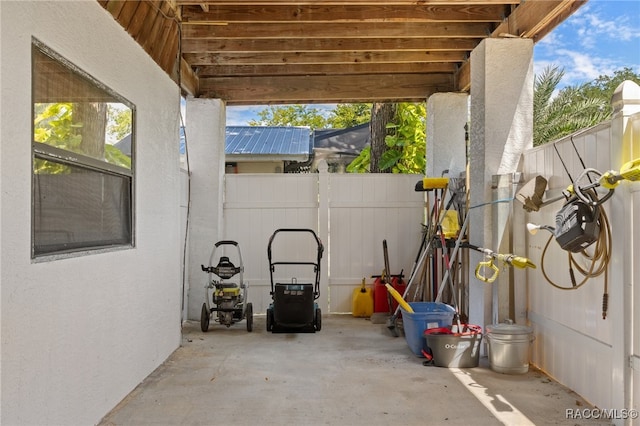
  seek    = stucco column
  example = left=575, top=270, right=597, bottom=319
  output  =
left=468, top=38, right=533, bottom=329
left=426, top=92, right=469, bottom=179
left=185, top=97, right=226, bottom=320
left=608, top=81, right=640, bottom=422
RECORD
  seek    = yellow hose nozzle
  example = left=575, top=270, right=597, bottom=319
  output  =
left=509, top=256, right=536, bottom=269
left=499, top=254, right=536, bottom=269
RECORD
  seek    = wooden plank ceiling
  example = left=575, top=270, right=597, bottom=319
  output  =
left=99, top=0, right=586, bottom=105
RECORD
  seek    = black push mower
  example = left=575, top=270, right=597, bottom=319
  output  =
left=266, top=228, right=323, bottom=333
left=200, top=240, right=253, bottom=332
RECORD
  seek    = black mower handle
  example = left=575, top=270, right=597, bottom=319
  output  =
left=214, top=240, right=238, bottom=247
left=267, top=228, right=324, bottom=262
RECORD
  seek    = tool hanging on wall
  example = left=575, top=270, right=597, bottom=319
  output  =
left=463, top=244, right=536, bottom=283
left=517, top=145, right=640, bottom=319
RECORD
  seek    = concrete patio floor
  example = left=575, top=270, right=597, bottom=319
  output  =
left=99, top=315, right=611, bottom=426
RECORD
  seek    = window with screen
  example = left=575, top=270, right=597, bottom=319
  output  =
left=32, top=40, right=135, bottom=258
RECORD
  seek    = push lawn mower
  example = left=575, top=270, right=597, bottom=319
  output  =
left=266, top=228, right=323, bottom=333
left=200, top=240, right=253, bottom=332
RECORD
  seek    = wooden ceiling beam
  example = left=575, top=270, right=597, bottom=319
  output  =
left=454, top=0, right=586, bottom=91
left=199, top=73, right=454, bottom=105
left=180, top=4, right=508, bottom=23
left=181, top=22, right=493, bottom=39
left=182, top=37, right=480, bottom=53
left=185, top=50, right=467, bottom=66
left=180, top=57, right=199, bottom=96
left=493, top=0, right=587, bottom=39
left=100, top=0, right=589, bottom=104
left=177, top=0, right=520, bottom=4
left=196, top=62, right=458, bottom=77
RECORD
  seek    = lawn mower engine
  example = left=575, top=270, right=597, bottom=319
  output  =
left=211, top=283, right=243, bottom=326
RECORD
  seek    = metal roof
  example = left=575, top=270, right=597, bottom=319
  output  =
left=314, top=123, right=370, bottom=155
left=225, top=126, right=312, bottom=156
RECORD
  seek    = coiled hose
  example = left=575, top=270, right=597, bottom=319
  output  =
left=539, top=181, right=612, bottom=319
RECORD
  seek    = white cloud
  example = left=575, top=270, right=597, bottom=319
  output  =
left=226, top=105, right=265, bottom=126
left=568, top=2, right=639, bottom=50
left=554, top=49, right=619, bottom=86
left=534, top=1, right=640, bottom=87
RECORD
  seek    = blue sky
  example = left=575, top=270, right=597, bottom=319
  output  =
left=226, top=0, right=640, bottom=126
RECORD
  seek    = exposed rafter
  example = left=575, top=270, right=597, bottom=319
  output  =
left=99, top=0, right=587, bottom=105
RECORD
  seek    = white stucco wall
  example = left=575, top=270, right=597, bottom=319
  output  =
left=1, top=1, right=182, bottom=424
left=184, top=97, right=226, bottom=320
left=426, top=92, right=469, bottom=179
left=468, top=38, right=533, bottom=329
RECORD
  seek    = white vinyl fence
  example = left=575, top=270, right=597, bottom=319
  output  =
left=519, top=102, right=639, bottom=417
left=222, top=167, right=425, bottom=314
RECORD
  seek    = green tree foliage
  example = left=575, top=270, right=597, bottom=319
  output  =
left=579, top=67, right=640, bottom=117
left=107, top=104, right=132, bottom=142
left=327, top=103, right=372, bottom=128
left=533, top=66, right=640, bottom=146
left=249, top=104, right=329, bottom=129
left=250, top=103, right=372, bottom=130
left=34, top=103, right=82, bottom=152
left=34, top=102, right=131, bottom=173
left=347, top=102, right=426, bottom=174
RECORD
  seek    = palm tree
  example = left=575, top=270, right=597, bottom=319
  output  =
left=533, top=66, right=609, bottom=146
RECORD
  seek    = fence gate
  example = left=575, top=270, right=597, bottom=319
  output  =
left=222, top=170, right=425, bottom=314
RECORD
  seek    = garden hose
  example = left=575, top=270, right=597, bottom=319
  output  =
left=538, top=192, right=612, bottom=317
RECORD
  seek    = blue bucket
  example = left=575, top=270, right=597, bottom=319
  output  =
left=400, top=302, right=456, bottom=357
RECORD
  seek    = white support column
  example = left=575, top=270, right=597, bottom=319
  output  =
left=468, top=38, right=533, bottom=330
left=426, top=92, right=469, bottom=179
left=185, top=97, right=226, bottom=320
left=608, top=81, right=640, bottom=424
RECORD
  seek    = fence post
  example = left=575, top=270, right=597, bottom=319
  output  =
left=318, top=160, right=330, bottom=312
left=609, top=80, right=640, bottom=417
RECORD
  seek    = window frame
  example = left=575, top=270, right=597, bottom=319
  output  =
left=31, top=39, right=136, bottom=260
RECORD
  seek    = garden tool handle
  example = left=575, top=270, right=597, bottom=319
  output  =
left=385, top=283, right=414, bottom=313
left=475, top=258, right=499, bottom=283
left=496, top=254, right=536, bottom=269
left=600, top=157, right=640, bottom=189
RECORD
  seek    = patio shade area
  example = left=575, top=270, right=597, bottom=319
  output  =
left=99, top=0, right=587, bottom=104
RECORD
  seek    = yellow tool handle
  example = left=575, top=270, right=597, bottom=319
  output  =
left=601, top=158, right=640, bottom=189
left=421, top=177, right=449, bottom=190
left=475, top=259, right=500, bottom=283
left=385, top=283, right=414, bottom=313
left=620, top=158, right=640, bottom=181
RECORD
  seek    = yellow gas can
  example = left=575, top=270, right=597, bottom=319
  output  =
left=352, top=278, right=374, bottom=318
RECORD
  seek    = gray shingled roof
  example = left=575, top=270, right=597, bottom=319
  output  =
left=225, top=126, right=312, bottom=156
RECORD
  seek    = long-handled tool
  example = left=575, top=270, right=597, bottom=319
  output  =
left=385, top=283, right=414, bottom=313
left=436, top=221, right=462, bottom=332
left=386, top=176, right=452, bottom=336
left=382, top=239, right=394, bottom=314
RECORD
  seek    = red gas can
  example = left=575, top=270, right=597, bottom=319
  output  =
left=373, top=276, right=407, bottom=313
